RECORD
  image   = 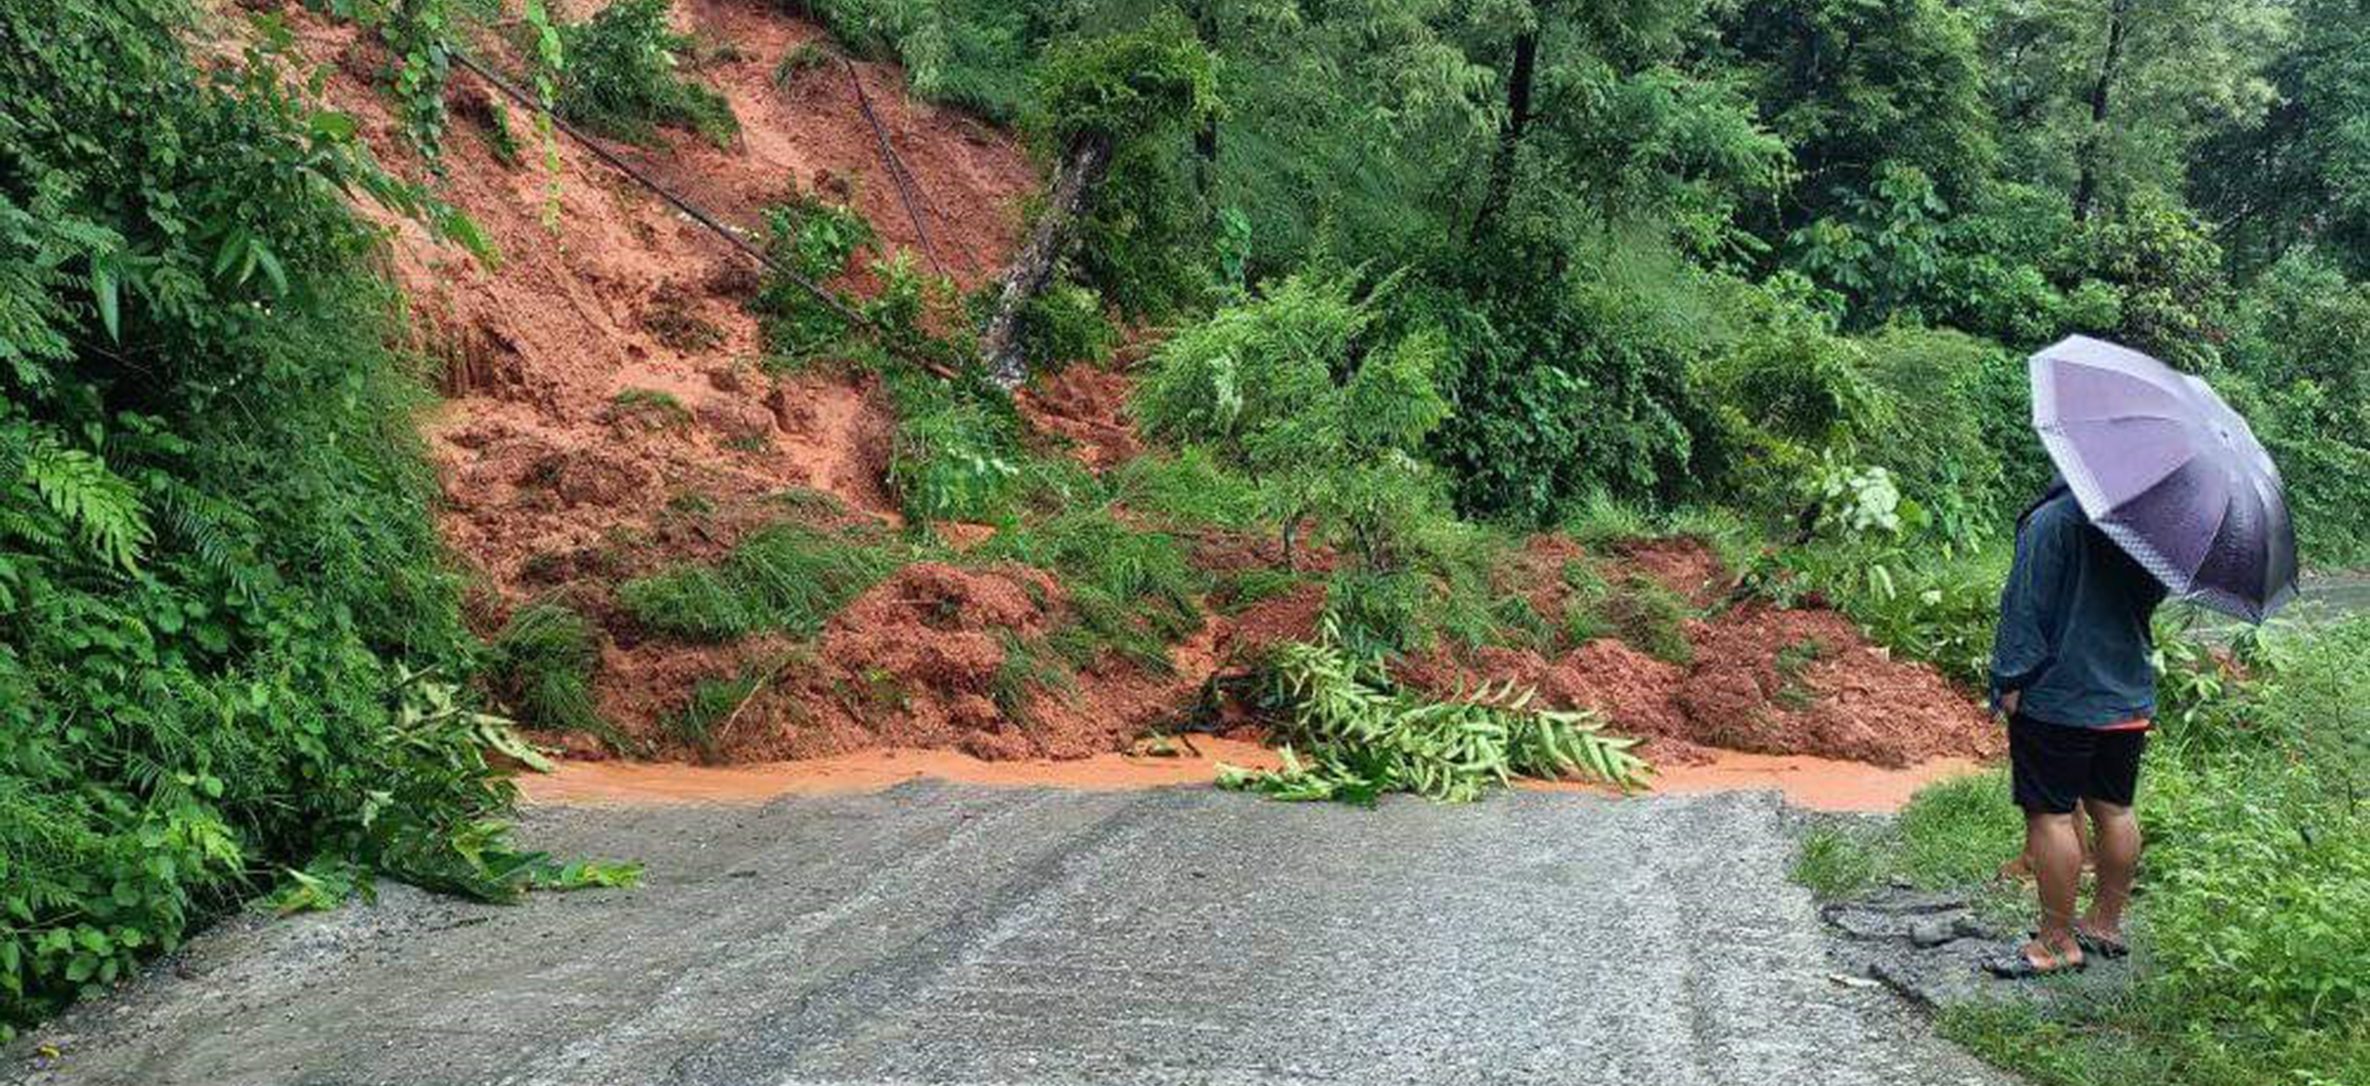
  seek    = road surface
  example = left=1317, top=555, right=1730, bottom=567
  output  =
left=10, top=783, right=2010, bottom=1086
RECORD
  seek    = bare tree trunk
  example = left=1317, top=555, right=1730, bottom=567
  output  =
left=1190, top=1, right=1220, bottom=198
left=981, top=134, right=1112, bottom=390
left=1473, top=21, right=1542, bottom=236
left=2072, top=0, right=2131, bottom=223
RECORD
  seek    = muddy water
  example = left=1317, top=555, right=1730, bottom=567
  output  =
left=518, top=740, right=1978, bottom=813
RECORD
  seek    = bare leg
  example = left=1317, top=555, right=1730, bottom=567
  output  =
left=2080, top=799, right=2140, bottom=939
left=2073, top=802, right=2095, bottom=872
left=2003, top=804, right=2092, bottom=881
left=2021, top=810, right=2085, bottom=966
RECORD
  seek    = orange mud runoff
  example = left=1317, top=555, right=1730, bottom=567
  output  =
left=518, top=741, right=1982, bottom=813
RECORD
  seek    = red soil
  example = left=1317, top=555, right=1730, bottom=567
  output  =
left=306, top=1, right=1998, bottom=777
left=297, top=0, right=1032, bottom=599
left=1018, top=363, right=1141, bottom=468
left=1405, top=540, right=2000, bottom=769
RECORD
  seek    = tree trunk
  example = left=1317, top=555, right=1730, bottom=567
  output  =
left=1191, top=1, right=1219, bottom=198
left=2072, top=0, right=2131, bottom=223
left=981, top=134, right=1112, bottom=390
left=1473, top=22, right=1541, bottom=236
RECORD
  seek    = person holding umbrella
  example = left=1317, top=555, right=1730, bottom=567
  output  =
left=1984, top=336, right=2297, bottom=979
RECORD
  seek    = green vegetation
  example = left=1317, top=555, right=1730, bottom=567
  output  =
left=619, top=523, right=903, bottom=641
left=486, top=602, right=624, bottom=750
left=1218, top=621, right=1648, bottom=804
left=979, top=507, right=1204, bottom=673
left=1796, top=619, right=2367, bottom=1085
left=554, top=0, right=739, bottom=148
left=0, top=0, right=627, bottom=1037
left=774, top=40, right=834, bottom=86
left=671, top=666, right=770, bottom=759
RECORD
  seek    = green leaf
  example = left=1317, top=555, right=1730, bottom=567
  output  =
left=91, top=265, right=119, bottom=341
left=309, top=110, right=358, bottom=141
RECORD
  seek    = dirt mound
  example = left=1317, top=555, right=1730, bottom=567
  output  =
left=1402, top=538, right=1997, bottom=769
left=680, top=562, right=1210, bottom=762
left=1616, top=537, right=1729, bottom=604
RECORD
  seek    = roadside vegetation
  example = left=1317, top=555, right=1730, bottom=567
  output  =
left=0, top=0, right=634, bottom=1040
left=6, top=0, right=2366, bottom=1077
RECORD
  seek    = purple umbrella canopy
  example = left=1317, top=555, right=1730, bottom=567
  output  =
left=2029, top=336, right=2300, bottom=623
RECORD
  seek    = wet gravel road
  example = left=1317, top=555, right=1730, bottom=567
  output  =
left=9, top=783, right=2010, bottom=1086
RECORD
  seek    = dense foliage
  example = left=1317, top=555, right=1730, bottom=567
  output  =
left=829, top=0, right=2370, bottom=562
left=0, top=0, right=625, bottom=1036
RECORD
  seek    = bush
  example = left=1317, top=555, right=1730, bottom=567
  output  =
left=889, top=395, right=1025, bottom=523
left=1, top=0, right=621, bottom=1035
left=556, top=0, right=739, bottom=148
left=1852, top=326, right=2031, bottom=542
left=1430, top=241, right=1732, bottom=522
left=1136, top=273, right=1452, bottom=572
left=2221, top=251, right=2370, bottom=563
left=791, top=0, right=1059, bottom=122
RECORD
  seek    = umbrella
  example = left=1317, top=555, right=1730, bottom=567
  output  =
left=2029, top=335, right=2299, bottom=623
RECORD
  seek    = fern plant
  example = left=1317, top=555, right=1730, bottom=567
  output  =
left=1219, top=619, right=1649, bottom=804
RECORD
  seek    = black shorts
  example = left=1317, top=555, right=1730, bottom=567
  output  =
left=2008, top=714, right=2147, bottom=814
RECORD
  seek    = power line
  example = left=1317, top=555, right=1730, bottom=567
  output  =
left=842, top=57, right=947, bottom=277
left=446, top=47, right=959, bottom=382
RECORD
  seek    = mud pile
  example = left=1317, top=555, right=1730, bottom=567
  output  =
left=316, top=1, right=1996, bottom=771
left=1403, top=538, right=1999, bottom=769
left=300, top=0, right=1032, bottom=593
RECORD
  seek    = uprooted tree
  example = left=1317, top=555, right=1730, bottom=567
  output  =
left=980, top=17, right=1216, bottom=389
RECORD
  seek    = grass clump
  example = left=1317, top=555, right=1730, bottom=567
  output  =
left=988, top=632, right=1077, bottom=723
left=1558, top=563, right=1695, bottom=664
left=979, top=507, right=1204, bottom=674
left=773, top=40, right=833, bottom=86
left=486, top=603, right=630, bottom=750
left=619, top=523, right=901, bottom=642
left=1107, top=448, right=1264, bottom=532
left=556, top=0, right=739, bottom=148
left=671, top=666, right=769, bottom=759
left=1218, top=620, right=1649, bottom=804
left=608, top=387, right=691, bottom=429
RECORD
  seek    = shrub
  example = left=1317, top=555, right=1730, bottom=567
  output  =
left=0, top=0, right=623, bottom=1035
left=1431, top=241, right=1732, bottom=522
left=619, top=523, right=901, bottom=641
left=792, top=0, right=1055, bottom=121
left=1016, top=282, right=1117, bottom=371
left=555, top=0, right=739, bottom=148
left=1135, top=273, right=1453, bottom=576
left=1852, top=326, right=2029, bottom=542
left=889, top=396, right=1024, bottom=523
left=751, top=195, right=876, bottom=367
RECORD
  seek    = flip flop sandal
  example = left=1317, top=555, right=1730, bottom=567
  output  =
left=1983, top=942, right=2087, bottom=979
left=2073, top=925, right=2130, bottom=959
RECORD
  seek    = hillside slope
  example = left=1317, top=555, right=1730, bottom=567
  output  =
left=308, top=0, right=1998, bottom=771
